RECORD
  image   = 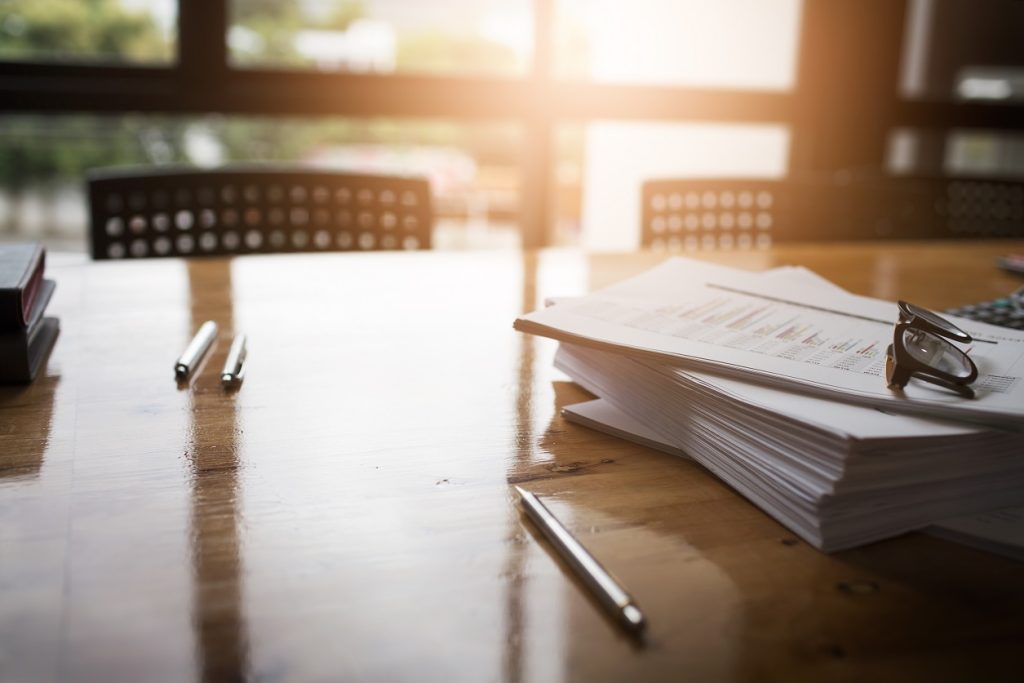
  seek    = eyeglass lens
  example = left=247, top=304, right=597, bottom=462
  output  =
left=901, top=301, right=970, bottom=340
left=901, top=328, right=974, bottom=379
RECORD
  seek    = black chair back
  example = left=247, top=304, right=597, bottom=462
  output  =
left=641, top=175, right=1024, bottom=249
left=641, top=179, right=792, bottom=251
left=88, top=166, right=433, bottom=259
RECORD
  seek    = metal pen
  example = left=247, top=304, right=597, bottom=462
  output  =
left=514, top=486, right=646, bottom=635
left=221, top=334, right=247, bottom=387
left=174, top=320, right=218, bottom=380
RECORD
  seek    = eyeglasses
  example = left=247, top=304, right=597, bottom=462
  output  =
left=885, top=301, right=978, bottom=398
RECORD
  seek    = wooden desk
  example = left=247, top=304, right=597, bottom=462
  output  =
left=2, top=242, right=1023, bottom=682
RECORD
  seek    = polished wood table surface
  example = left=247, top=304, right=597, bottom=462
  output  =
left=2, top=241, right=1024, bottom=682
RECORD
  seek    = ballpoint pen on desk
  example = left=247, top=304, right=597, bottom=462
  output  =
left=174, top=321, right=218, bottom=381
left=221, top=334, right=247, bottom=387
left=514, top=485, right=646, bottom=637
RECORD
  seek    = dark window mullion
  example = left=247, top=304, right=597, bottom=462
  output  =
left=790, top=0, right=908, bottom=176
left=177, top=0, right=228, bottom=89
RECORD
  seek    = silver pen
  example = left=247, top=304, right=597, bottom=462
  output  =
left=221, top=334, right=247, bottom=386
left=514, top=486, right=646, bottom=635
left=175, top=321, right=218, bottom=380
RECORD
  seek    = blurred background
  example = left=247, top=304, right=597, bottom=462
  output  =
left=0, top=0, right=1022, bottom=251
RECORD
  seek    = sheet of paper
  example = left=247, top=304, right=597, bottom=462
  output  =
left=517, top=257, right=1024, bottom=428
left=561, top=397, right=693, bottom=461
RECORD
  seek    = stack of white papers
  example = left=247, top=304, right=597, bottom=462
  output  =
left=562, top=397, right=1024, bottom=559
left=515, top=260, right=1024, bottom=552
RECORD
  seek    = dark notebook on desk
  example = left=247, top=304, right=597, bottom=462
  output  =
left=0, top=278, right=59, bottom=383
left=0, top=243, right=46, bottom=330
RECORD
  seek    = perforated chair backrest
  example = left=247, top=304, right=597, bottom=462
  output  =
left=641, top=176, right=1024, bottom=250
left=806, top=176, right=1024, bottom=241
left=88, top=167, right=433, bottom=260
left=641, top=179, right=791, bottom=251
left=939, top=177, right=1024, bottom=238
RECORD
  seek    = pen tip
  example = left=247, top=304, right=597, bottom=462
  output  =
left=513, top=485, right=527, bottom=498
left=622, top=605, right=646, bottom=632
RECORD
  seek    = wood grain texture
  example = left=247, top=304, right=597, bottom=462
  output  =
left=2, top=242, right=1023, bottom=683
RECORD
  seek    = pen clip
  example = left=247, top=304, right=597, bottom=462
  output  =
left=221, top=334, right=247, bottom=386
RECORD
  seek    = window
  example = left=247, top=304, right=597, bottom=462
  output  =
left=0, top=0, right=176, bottom=64
left=0, top=114, right=522, bottom=249
left=230, top=0, right=534, bottom=76
left=1, top=1, right=1022, bottom=250
left=571, top=122, right=790, bottom=249
left=889, top=128, right=1024, bottom=179
left=554, top=0, right=801, bottom=90
left=900, top=0, right=1024, bottom=102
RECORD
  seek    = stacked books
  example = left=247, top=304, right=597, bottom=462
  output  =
left=0, top=243, right=59, bottom=384
left=515, top=260, right=1024, bottom=552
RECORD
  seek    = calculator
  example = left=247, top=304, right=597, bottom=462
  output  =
left=946, top=287, right=1024, bottom=331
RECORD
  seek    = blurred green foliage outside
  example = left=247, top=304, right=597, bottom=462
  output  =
left=0, top=0, right=528, bottom=194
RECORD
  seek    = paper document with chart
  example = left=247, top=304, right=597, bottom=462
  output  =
left=515, top=258, right=1024, bottom=428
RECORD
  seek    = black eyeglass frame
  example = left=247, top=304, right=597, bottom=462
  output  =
left=885, top=301, right=979, bottom=399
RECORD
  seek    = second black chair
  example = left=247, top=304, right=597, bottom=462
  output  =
left=641, top=175, right=1024, bottom=250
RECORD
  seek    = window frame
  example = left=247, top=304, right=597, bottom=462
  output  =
left=0, top=0, right=1021, bottom=247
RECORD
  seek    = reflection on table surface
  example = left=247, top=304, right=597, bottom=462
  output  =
left=2, top=241, right=1023, bottom=682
